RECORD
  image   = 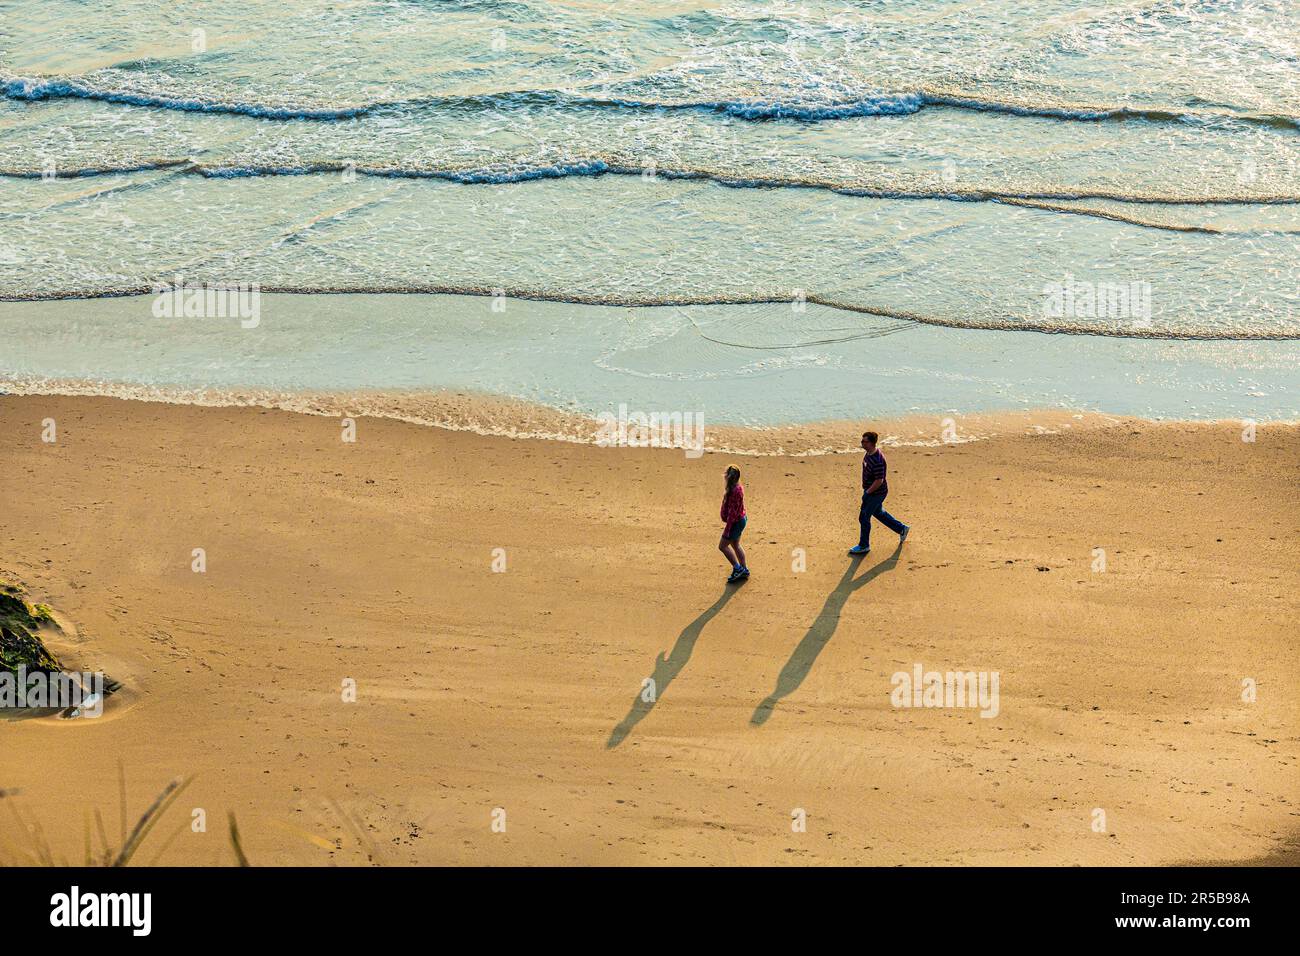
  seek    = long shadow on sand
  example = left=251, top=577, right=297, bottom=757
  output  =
left=606, top=584, right=739, bottom=749
left=751, top=543, right=902, bottom=727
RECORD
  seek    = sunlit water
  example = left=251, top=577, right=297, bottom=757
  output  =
left=1, top=0, right=1297, bottom=421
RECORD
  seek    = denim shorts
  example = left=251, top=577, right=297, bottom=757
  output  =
left=724, top=516, right=747, bottom=541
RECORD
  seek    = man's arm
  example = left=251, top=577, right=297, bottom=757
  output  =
left=864, top=478, right=884, bottom=495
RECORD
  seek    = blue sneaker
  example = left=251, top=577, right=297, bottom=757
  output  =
left=727, top=567, right=743, bottom=583
left=899, top=526, right=910, bottom=543
left=737, top=566, right=750, bottom=579
left=847, top=545, right=870, bottom=556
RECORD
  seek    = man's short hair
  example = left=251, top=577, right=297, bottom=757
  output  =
left=863, top=430, right=879, bottom=444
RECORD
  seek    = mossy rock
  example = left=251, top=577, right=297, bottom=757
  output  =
left=0, top=582, right=62, bottom=675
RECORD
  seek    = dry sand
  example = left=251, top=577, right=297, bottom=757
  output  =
left=1, top=394, right=1296, bottom=865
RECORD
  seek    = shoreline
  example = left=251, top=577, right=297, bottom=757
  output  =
left=3, top=294, right=1295, bottom=428
left=1, top=378, right=1292, bottom=458
left=3, top=393, right=1296, bottom=865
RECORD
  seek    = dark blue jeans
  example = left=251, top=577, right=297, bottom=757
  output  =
left=859, top=491, right=904, bottom=548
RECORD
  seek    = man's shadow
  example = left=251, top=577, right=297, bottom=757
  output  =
left=751, top=543, right=902, bottom=726
left=606, top=584, right=739, bottom=748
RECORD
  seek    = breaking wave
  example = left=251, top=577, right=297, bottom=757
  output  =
left=3, top=156, right=1295, bottom=235
left=5, top=73, right=1298, bottom=130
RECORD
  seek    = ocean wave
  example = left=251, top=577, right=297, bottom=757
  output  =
left=0, top=158, right=191, bottom=178
left=0, top=76, right=370, bottom=120
left=4, top=71, right=1297, bottom=130
left=2, top=156, right=1294, bottom=235
left=611, top=90, right=1298, bottom=129
left=920, top=91, right=1298, bottom=130
left=1, top=285, right=1293, bottom=342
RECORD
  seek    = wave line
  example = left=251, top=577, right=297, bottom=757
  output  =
left=3, top=157, right=1295, bottom=234
left=1, top=284, right=1293, bottom=341
left=5, top=73, right=1298, bottom=130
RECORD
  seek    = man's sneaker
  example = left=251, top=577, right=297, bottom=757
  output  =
left=737, top=566, right=750, bottom=579
left=727, top=567, right=743, bottom=583
left=899, top=526, right=910, bottom=543
left=847, top=545, right=870, bottom=556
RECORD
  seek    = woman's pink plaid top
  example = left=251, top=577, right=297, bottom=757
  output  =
left=720, top=483, right=746, bottom=530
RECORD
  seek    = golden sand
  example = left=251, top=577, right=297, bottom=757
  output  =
left=2, top=394, right=1296, bottom=865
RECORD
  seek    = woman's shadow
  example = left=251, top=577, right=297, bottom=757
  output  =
left=606, top=584, right=740, bottom=749
left=751, top=543, right=902, bottom=726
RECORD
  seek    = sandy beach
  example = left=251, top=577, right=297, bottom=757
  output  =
left=1, top=394, right=1295, bottom=865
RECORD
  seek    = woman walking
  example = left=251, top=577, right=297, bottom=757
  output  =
left=719, top=465, right=749, bottom=583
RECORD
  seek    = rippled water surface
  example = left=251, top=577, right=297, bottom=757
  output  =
left=1, top=1, right=1297, bottom=417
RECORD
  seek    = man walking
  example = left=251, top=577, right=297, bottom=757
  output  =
left=848, top=430, right=909, bottom=556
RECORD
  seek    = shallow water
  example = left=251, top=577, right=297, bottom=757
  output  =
left=1, top=294, right=1294, bottom=430
left=1, top=1, right=1297, bottom=418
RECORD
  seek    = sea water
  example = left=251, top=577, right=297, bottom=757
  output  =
left=1, top=0, right=1297, bottom=424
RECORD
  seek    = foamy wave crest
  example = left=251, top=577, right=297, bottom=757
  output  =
left=198, top=158, right=618, bottom=185
left=0, top=75, right=371, bottom=120
left=626, top=89, right=1300, bottom=129
left=4, top=156, right=1294, bottom=235
left=0, top=376, right=1116, bottom=456
left=5, top=71, right=1298, bottom=130
left=627, top=91, right=927, bottom=120
left=0, top=158, right=191, bottom=178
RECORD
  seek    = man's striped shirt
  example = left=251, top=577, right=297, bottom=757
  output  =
left=863, top=450, right=888, bottom=494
